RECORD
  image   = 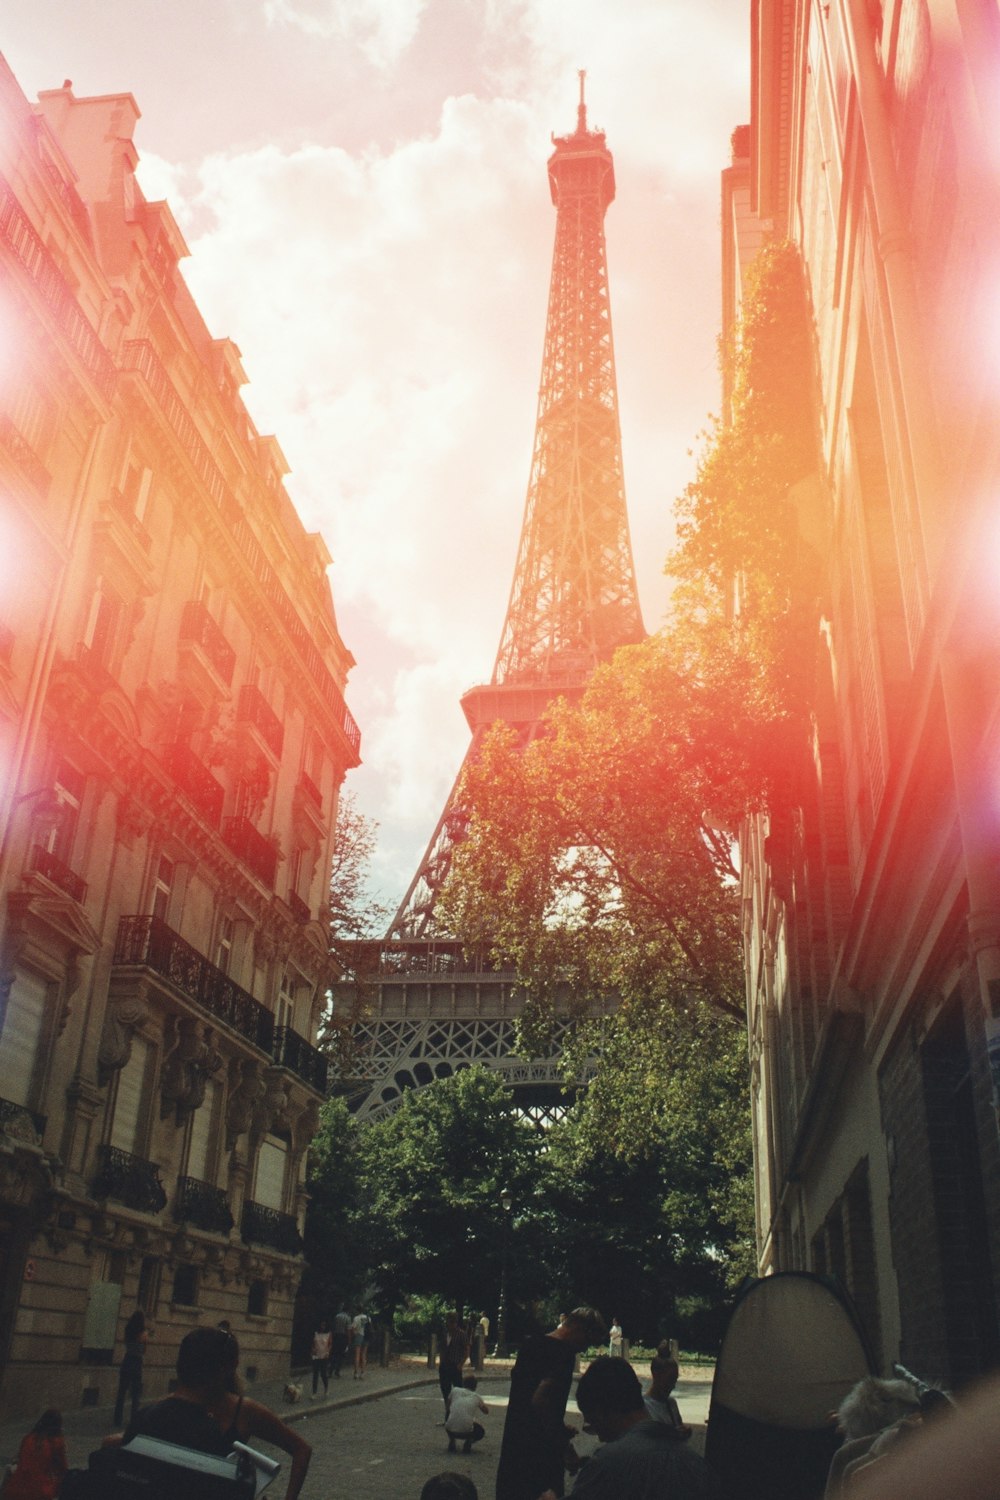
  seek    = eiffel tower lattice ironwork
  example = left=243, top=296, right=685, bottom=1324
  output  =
left=342, top=77, right=644, bottom=1121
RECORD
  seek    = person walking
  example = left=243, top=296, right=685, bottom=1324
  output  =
left=113, top=1308, right=149, bottom=1427
left=310, top=1317, right=333, bottom=1399
left=351, top=1308, right=370, bottom=1379
left=495, top=1306, right=606, bottom=1500
left=608, top=1319, right=623, bottom=1358
left=4, top=1409, right=67, bottom=1500
left=332, top=1307, right=351, bottom=1378
left=439, top=1311, right=469, bottom=1416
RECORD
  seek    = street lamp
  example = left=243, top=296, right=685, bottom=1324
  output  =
left=494, top=1187, right=513, bottom=1359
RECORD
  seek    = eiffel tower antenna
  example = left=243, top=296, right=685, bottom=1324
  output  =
left=342, top=84, right=644, bottom=1117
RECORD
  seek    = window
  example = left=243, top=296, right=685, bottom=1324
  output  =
left=150, top=856, right=175, bottom=923
left=247, top=1281, right=268, bottom=1317
left=0, top=969, right=48, bottom=1106
left=82, top=579, right=124, bottom=670
left=187, top=1080, right=220, bottom=1184
left=137, top=1257, right=160, bottom=1315
left=121, top=462, right=153, bottom=523
left=43, top=763, right=84, bottom=867
left=110, top=1036, right=153, bottom=1155
left=277, top=973, right=295, bottom=1032
left=215, top=915, right=235, bottom=974
left=254, top=1135, right=287, bottom=1211
left=171, top=1264, right=198, bottom=1307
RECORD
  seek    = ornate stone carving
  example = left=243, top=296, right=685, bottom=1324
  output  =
left=160, top=1018, right=222, bottom=1124
left=226, top=1059, right=265, bottom=1150
left=97, top=988, right=149, bottom=1085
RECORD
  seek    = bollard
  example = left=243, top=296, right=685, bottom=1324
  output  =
left=427, top=1331, right=436, bottom=1370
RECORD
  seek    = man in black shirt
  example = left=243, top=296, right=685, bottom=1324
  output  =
left=496, top=1307, right=606, bottom=1500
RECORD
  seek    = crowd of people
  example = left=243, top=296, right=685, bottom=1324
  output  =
left=3, top=1302, right=990, bottom=1500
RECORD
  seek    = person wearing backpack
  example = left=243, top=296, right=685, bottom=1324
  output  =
left=351, top=1309, right=370, bottom=1380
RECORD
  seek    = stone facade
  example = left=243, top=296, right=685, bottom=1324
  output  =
left=0, top=56, right=360, bottom=1417
left=733, top=0, right=1000, bottom=1385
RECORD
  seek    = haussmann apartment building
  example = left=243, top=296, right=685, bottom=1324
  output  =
left=0, top=54, right=360, bottom=1417
left=732, top=0, right=1000, bottom=1386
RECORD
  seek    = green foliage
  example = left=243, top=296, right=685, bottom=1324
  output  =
left=302, top=1096, right=368, bottom=1310
left=353, top=1066, right=540, bottom=1314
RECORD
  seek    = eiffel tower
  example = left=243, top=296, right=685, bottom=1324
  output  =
left=342, top=76, right=644, bottom=1120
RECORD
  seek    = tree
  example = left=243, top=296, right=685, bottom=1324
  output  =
left=321, top=791, right=391, bottom=1069
left=302, top=1096, right=368, bottom=1311
left=354, top=1066, right=542, bottom=1316
left=433, top=242, right=821, bottom=1300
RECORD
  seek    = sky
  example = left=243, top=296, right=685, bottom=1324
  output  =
left=3, top=0, right=750, bottom=911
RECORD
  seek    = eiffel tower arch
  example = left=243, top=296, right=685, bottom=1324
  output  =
left=334, top=77, right=643, bottom=1121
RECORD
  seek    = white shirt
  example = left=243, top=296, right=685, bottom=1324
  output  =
left=446, top=1386, right=487, bottom=1433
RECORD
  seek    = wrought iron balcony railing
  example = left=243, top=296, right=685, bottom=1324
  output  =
left=114, top=915, right=275, bottom=1053
left=178, top=599, right=236, bottom=687
left=92, top=1145, right=168, bottom=1215
left=0, top=1096, right=46, bottom=1140
left=164, top=742, right=225, bottom=828
left=175, top=1176, right=235, bottom=1234
left=223, top=815, right=278, bottom=888
left=30, top=843, right=88, bottom=904
left=0, top=173, right=116, bottom=400
left=237, top=683, right=284, bottom=758
left=241, top=1200, right=303, bottom=1256
left=272, top=1026, right=328, bottom=1093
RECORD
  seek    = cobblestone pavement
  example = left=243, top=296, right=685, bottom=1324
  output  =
left=0, top=1361, right=712, bottom=1497
left=291, top=1369, right=712, bottom=1499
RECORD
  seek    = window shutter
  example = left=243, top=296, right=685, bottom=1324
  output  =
left=0, top=970, right=47, bottom=1104
left=111, top=1037, right=151, bottom=1153
left=254, top=1136, right=286, bottom=1210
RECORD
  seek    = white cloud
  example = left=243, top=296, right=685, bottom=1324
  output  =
left=111, top=0, right=748, bottom=899
left=263, top=0, right=426, bottom=67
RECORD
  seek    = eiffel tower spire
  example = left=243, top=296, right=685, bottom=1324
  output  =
left=388, top=83, right=644, bottom=940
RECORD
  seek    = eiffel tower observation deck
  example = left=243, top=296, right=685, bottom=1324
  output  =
left=340, top=77, right=645, bottom=1121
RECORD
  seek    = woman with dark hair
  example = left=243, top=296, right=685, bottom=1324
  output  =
left=113, top=1308, right=149, bottom=1427
left=119, top=1328, right=311, bottom=1500
left=5, top=1409, right=67, bottom=1499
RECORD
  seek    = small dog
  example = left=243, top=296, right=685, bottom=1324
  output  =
left=283, top=1382, right=302, bottom=1403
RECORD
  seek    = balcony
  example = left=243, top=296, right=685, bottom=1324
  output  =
left=178, top=599, right=236, bottom=690
left=0, top=412, right=50, bottom=495
left=29, top=843, right=88, bottom=904
left=175, top=1176, right=235, bottom=1235
left=223, top=815, right=278, bottom=888
left=0, top=173, right=116, bottom=401
left=107, top=486, right=153, bottom=552
left=0, top=1096, right=46, bottom=1141
left=165, top=742, right=225, bottom=828
left=237, top=683, right=284, bottom=759
left=272, top=1026, right=328, bottom=1093
left=114, top=915, right=275, bottom=1053
left=92, top=1145, right=168, bottom=1215
left=241, top=1200, right=303, bottom=1256
left=296, top=771, right=322, bottom=811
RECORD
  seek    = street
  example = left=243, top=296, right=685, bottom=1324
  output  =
left=272, top=1369, right=712, bottom=1499
left=292, top=1378, right=502, bottom=1499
